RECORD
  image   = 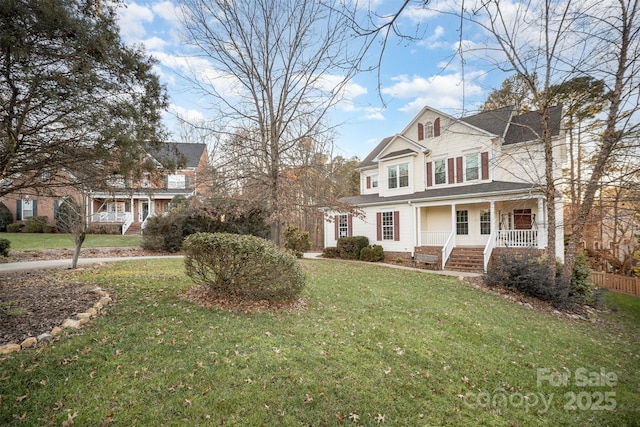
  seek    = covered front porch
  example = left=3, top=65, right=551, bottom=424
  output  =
left=414, top=197, right=548, bottom=272
left=88, top=194, right=176, bottom=235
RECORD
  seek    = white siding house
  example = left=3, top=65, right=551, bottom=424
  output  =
left=324, top=105, right=566, bottom=272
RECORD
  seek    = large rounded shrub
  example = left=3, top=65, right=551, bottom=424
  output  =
left=183, top=232, right=306, bottom=303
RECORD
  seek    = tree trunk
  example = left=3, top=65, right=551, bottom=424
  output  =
left=70, top=231, right=86, bottom=269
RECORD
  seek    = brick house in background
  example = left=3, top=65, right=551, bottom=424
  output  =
left=324, top=105, right=566, bottom=273
left=1, top=142, right=209, bottom=234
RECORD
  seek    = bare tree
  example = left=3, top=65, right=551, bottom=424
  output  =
left=55, top=196, right=87, bottom=269
left=179, top=0, right=365, bottom=245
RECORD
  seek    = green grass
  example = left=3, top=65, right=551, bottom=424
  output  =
left=1, top=233, right=141, bottom=250
left=1, top=259, right=638, bottom=426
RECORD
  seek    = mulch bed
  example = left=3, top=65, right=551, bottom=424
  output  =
left=0, top=269, right=99, bottom=345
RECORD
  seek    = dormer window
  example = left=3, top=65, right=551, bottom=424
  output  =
left=388, top=163, right=409, bottom=189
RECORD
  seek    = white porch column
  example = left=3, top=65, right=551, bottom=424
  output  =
left=490, top=200, right=495, bottom=236
left=451, top=203, right=456, bottom=236
left=537, top=197, right=546, bottom=250
left=415, top=203, right=421, bottom=247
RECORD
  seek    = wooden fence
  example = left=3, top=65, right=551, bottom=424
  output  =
left=591, top=272, right=640, bottom=297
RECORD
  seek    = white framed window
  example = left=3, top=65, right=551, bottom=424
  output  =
left=387, top=163, right=409, bottom=189
left=382, top=211, right=394, bottom=240
left=22, top=199, right=34, bottom=219
left=425, top=121, right=434, bottom=138
left=465, top=153, right=479, bottom=181
left=141, top=173, right=152, bottom=188
left=338, top=214, right=349, bottom=238
left=480, top=210, right=491, bottom=235
left=371, top=174, right=378, bottom=188
left=434, top=159, right=446, bottom=185
left=456, top=210, right=469, bottom=235
left=167, top=174, right=187, bottom=189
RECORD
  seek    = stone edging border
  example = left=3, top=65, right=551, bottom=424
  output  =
left=0, top=287, right=112, bottom=356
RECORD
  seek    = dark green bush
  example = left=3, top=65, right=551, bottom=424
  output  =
left=0, top=202, right=13, bottom=232
left=485, top=253, right=569, bottom=307
left=7, top=223, right=23, bottom=233
left=570, top=252, right=594, bottom=304
left=322, top=246, right=340, bottom=258
left=283, top=225, right=311, bottom=258
left=142, top=198, right=270, bottom=252
left=337, top=236, right=369, bottom=260
left=360, top=244, right=384, bottom=262
left=0, top=238, right=10, bottom=256
left=183, top=232, right=305, bottom=303
left=24, top=216, right=49, bottom=233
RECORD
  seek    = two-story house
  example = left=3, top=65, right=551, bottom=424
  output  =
left=324, top=105, right=566, bottom=272
left=2, top=142, right=209, bottom=235
left=88, top=142, right=209, bottom=234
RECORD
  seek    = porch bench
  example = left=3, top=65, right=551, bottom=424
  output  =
left=412, top=254, right=439, bottom=267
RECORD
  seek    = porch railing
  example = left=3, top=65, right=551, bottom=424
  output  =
left=91, top=212, right=129, bottom=223
left=121, top=212, right=134, bottom=235
left=483, top=231, right=496, bottom=273
left=420, top=230, right=451, bottom=246
left=90, top=211, right=134, bottom=235
left=441, top=231, right=455, bottom=270
left=496, top=229, right=538, bottom=248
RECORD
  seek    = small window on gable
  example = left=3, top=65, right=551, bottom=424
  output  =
left=425, top=121, right=434, bottom=139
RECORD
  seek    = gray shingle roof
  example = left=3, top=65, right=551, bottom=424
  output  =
left=379, top=148, right=418, bottom=160
left=503, top=105, right=563, bottom=144
left=152, top=143, right=206, bottom=168
left=358, top=136, right=393, bottom=169
left=338, top=181, right=539, bottom=206
left=460, top=105, right=516, bottom=137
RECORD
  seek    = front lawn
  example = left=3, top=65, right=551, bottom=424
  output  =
left=1, top=233, right=142, bottom=251
left=1, top=259, right=638, bottom=426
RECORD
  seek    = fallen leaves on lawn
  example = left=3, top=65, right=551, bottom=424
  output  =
left=180, top=285, right=308, bottom=313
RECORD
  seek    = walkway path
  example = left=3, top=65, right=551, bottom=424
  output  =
left=0, top=252, right=482, bottom=278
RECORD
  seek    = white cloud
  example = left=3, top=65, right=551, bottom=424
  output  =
left=143, top=36, right=168, bottom=51
left=118, top=2, right=154, bottom=41
left=151, top=1, right=185, bottom=26
left=169, top=104, right=205, bottom=123
left=403, top=5, right=440, bottom=23
left=381, top=73, right=483, bottom=114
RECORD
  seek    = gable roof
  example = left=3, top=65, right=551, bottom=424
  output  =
left=460, top=105, right=516, bottom=137
left=358, top=136, right=393, bottom=169
left=503, top=105, right=563, bottom=144
left=152, top=143, right=207, bottom=169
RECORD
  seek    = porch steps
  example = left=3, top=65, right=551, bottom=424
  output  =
left=124, top=223, right=142, bottom=236
left=445, top=247, right=484, bottom=273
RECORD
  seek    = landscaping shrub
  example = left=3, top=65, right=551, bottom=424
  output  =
left=7, top=223, right=23, bottom=233
left=0, top=202, right=12, bottom=232
left=322, top=246, right=340, bottom=258
left=183, top=232, right=305, bottom=303
left=570, top=252, right=594, bottom=304
left=337, top=236, right=369, bottom=260
left=360, top=244, right=384, bottom=262
left=142, top=198, right=270, bottom=252
left=0, top=238, right=10, bottom=256
left=283, top=225, right=311, bottom=258
left=485, top=253, right=569, bottom=306
left=24, top=216, right=49, bottom=233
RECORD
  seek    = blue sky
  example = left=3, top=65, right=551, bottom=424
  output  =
left=116, top=1, right=510, bottom=160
